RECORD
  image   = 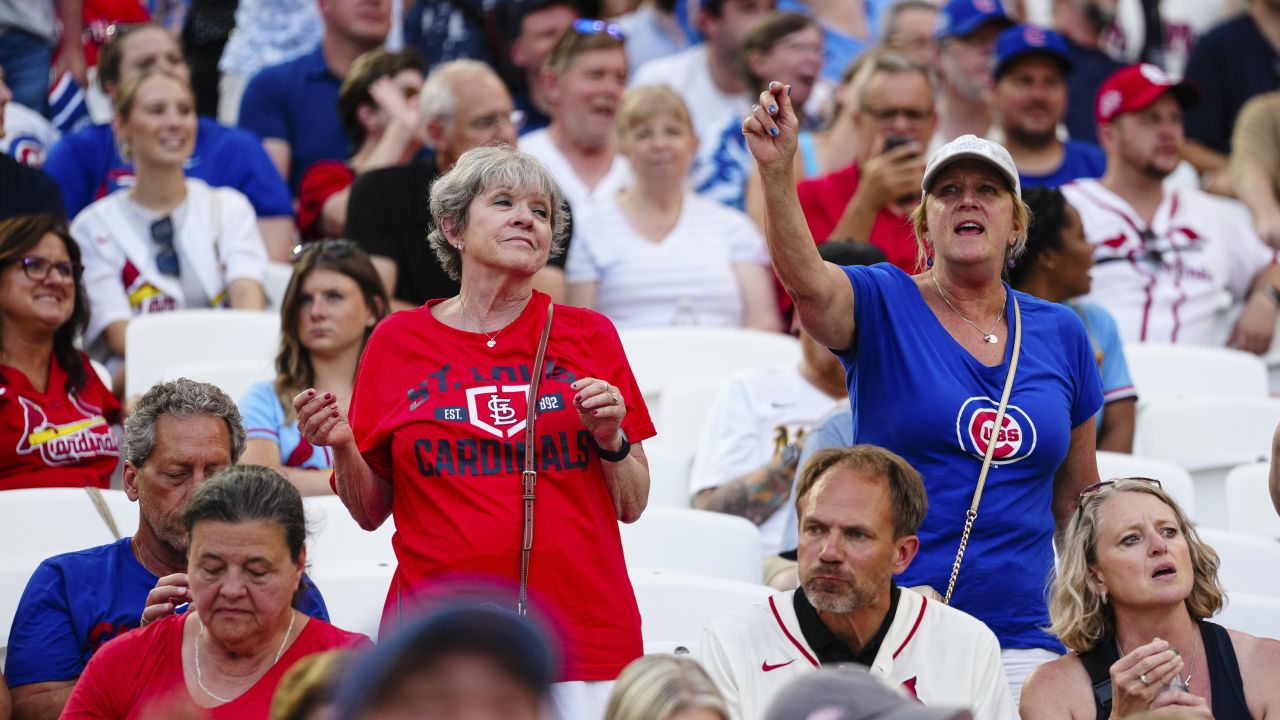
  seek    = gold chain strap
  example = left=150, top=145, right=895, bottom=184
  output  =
left=942, top=295, right=1021, bottom=605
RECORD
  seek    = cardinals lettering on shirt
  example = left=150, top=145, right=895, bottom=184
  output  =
left=16, top=393, right=119, bottom=467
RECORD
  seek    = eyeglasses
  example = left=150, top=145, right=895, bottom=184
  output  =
left=13, top=255, right=78, bottom=282
left=1079, top=477, right=1163, bottom=502
left=150, top=216, right=179, bottom=276
left=572, top=18, right=625, bottom=42
left=290, top=238, right=360, bottom=264
left=467, top=109, right=526, bottom=133
left=862, top=105, right=934, bottom=126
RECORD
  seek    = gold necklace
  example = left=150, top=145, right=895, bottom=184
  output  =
left=931, top=273, right=1005, bottom=344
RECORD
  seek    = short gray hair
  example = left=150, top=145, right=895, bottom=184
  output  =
left=427, top=145, right=570, bottom=281
left=418, top=59, right=497, bottom=147
left=852, top=48, right=937, bottom=111
left=123, top=378, right=246, bottom=467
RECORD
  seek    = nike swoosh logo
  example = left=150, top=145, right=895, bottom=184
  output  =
left=761, top=659, right=796, bottom=672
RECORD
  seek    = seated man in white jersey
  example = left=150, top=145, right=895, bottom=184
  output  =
left=1061, top=63, right=1280, bottom=353
left=700, top=445, right=1016, bottom=720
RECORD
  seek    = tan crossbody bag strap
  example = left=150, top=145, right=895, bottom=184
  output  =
left=942, top=295, right=1021, bottom=605
left=84, top=487, right=122, bottom=540
left=518, top=303, right=555, bottom=616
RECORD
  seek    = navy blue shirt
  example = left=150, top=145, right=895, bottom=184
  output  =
left=5, top=537, right=329, bottom=686
left=238, top=45, right=350, bottom=193
left=839, top=264, right=1102, bottom=651
left=1064, top=39, right=1123, bottom=144
left=1019, top=139, right=1107, bottom=190
left=0, top=154, right=64, bottom=221
left=43, top=119, right=293, bottom=219
left=402, top=0, right=498, bottom=69
left=1184, top=14, right=1280, bottom=155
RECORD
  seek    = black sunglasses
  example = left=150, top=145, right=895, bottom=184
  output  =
left=290, top=239, right=360, bottom=264
left=151, top=216, right=179, bottom=276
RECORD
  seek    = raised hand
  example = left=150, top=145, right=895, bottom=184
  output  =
left=294, top=389, right=355, bottom=449
left=742, top=82, right=799, bottom=178
left=571, top=378, right=626, bottom=449
left=1109, top=638, right=1185, bottom=717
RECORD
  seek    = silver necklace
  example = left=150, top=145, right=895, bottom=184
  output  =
left=193, top=610, right=295, bottom=704
left=459, top=298, right=525, bottom=348
left=931, top=272, right=1005, bottom=344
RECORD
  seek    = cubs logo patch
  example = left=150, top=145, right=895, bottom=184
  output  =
left=465, top=384, right=530, bottom=439
left=954, top=397, right=1037, bottom=464
left=974, top=0, right=997, bottom=11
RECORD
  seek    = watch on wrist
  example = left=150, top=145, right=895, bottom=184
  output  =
left=593, top=430, right=631, bottom=463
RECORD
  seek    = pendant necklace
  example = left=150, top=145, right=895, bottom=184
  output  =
left=931, top=273, right=1005, bottom=344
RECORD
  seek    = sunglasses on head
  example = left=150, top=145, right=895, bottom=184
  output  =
left=1078, top=476, right=1162, bottom=502
left=572, top=18, right=625, bottom=41
left=290, top=239, right=359, bottom=264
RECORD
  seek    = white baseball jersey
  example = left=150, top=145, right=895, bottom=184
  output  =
left=700, top=587, right=1016, bottom=720
left=1061, top=178, right=1275, bottom=346
left=688, top=363, right=843, bottom=555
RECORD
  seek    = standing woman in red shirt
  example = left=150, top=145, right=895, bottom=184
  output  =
left=0, top=214, right=121, bottom=488
left=295, top=145, right=656, bottom=718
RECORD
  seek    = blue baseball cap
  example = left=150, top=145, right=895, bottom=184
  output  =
left=936, top=0, right=1013, bottom=40
left=993, top=24, right=1074, bottom=78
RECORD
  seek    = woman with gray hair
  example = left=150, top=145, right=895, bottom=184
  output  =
left=295, top=145, right=656, bottom=717
left=1021, top=479, right=1278, bottom=718
left=744, top=84, right=1104, bottom=698
left=62, top=466, right=370, bottom=718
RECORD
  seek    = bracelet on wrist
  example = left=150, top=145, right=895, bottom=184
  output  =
left=592, top=431, right=630, bottom=463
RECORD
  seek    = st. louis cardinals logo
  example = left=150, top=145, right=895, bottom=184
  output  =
left=16, top=394, right=119, bottom=466
left=465, top=384, right=530, bottom=438
left=954, top=397, right=1037, bottom=464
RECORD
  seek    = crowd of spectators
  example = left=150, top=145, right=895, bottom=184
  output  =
left=4, top=0, right=1280, bottom=718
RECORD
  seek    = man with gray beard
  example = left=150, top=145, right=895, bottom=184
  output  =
left=700, top=446, right=1014, bottom=720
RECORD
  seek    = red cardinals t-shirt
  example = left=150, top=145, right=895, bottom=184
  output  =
left=0, top=353, right=121, bottom=489
left=349, top=291, right=655, bottom=681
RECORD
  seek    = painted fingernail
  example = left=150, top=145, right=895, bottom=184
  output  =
left=768, top=105, right=777, bottom=113
left=324, top=392, right=333, bottom=400
left=308, top=389, right=315, bottom=396
left=770, top=127, right=779, bottom=137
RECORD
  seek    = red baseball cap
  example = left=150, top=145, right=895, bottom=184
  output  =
left=1095, top=63, right=1200, bottom=124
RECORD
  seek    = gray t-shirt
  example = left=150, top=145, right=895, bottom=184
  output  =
left=0, top=1, right=56, bottom=45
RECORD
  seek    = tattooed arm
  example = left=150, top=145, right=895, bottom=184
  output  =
left=693, top=443, right=801, bottom=526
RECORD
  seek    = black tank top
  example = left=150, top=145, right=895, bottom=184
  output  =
left=1077, top=620, right=1251, bottom=719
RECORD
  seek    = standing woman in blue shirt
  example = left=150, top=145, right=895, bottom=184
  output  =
left=744, top=84, right=1103, bottom=700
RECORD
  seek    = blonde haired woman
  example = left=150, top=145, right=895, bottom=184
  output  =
left=567, top=85, right=780, bottom=331
left=605, top=656, right=729, bottom=720
left=1021, top=478, right=1280, bottom=719
left=71, top=69, right=267, bottom=377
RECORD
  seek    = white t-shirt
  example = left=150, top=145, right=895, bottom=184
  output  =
left=567, top=192, right=770, bottom=329
left=630, top=45, right=752, bottom=145
left=518, top=128, right=632, bottom=229
left=688, top=362, right=844, bottom=555
left=1062, top=178, right=1274, bottom=347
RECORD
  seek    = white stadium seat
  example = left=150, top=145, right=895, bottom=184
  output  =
left=264, top=262, right=294, bottom=311
left=1223, top=463, right=1280, bottom=539
left=1096, top=452, right=1197, bottom=521
left=1199, top=529, right=1280, bottom=599
left=1133, top=397, right=1280, bottom=528
left=0, top=488, right=134, bottom=559
left=305, top=561, right=395, bottom=641
left=1214, top=593, right=1280, bottom=640
left=630, top=569, right=774, bottom=656
left=618, top=327, right=800, bottom=397
left=303, top=495, right=396, bottom=567
left=619, top=507, right=763, bottom=584
left=644, top=376, right=726, bottom=495
left=1123, top=344, right=1269, bottom=402
left=642, top=444, right=694, bottom=509
left=125, top=309, right=279, bottom=397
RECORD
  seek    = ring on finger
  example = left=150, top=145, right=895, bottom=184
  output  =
left=1139, top=673, right=1149, bottom=686
left=610, top=390, right=620, bottom=406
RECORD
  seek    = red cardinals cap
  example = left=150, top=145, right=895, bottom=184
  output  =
left=1095, top=63, right=1199, bottom=124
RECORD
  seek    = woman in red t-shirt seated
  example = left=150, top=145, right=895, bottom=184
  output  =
left=62, top=466, right=370, bottom=719
left=296, top=49, right=425, bottom=241
left=294, top=146, right=657, bottom=717
left=0, top=214, right=122, bottom=489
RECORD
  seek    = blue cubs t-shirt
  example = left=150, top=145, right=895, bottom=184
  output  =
left=43, top=119, right=293, bottom=219
left=840, top=264, right=1103, bottom=652
left=5, top=537, right=329, bottom=686
left=1019, top=140, right=1106, bottom=190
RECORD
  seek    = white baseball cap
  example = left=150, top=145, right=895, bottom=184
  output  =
left=921, top=134, right=1021, bottom=201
